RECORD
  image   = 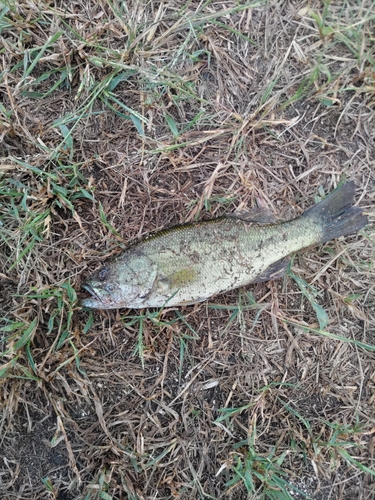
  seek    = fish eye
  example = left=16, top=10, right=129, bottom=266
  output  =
left=98, top=268, right=109, bottom=281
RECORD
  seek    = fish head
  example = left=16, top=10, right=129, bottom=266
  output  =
left=81, top=263, right=125, bottom=309
left=81, top=254, right=158, bottom=309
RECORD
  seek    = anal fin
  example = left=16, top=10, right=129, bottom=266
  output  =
left=253, top=257, right=290, bottom=283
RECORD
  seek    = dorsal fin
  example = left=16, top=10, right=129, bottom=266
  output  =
left=226, top=207, right=277, bottom=224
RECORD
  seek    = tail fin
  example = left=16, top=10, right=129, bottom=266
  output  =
left=303, top=181, right=368, bottom=245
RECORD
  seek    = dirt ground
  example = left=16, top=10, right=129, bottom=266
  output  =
left=1, top=1, right=375, bottom=499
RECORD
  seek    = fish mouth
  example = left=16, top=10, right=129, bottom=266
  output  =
left=82, top=284, right=103, bottom=303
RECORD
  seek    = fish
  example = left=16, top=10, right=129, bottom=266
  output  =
left=81, top=181, right=368, bottom=309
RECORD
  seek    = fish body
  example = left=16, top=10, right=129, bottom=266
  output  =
left=82, top=182, right=367, bottom=309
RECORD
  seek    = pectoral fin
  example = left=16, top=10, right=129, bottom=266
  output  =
left=155, top=267, right=199, bottom=294
left=166, top=268, right=199, bottom=288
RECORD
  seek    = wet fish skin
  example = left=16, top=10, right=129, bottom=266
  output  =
left=81, top=182, right=368, bottom=309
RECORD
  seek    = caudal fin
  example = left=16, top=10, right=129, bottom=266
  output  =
left=303, top=181, right=368, bottom=245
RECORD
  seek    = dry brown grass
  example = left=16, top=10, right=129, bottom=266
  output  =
left=1, top=0, right=375, bottom=499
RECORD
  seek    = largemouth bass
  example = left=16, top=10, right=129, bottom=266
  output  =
left=81, top=182, right=367, bottom=309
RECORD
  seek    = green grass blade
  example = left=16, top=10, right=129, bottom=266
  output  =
left=13, top=318, right=38, bottom=351
left=23, top=31, right=63, bottom=80
left=165, top=113, right=179, bottom=138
